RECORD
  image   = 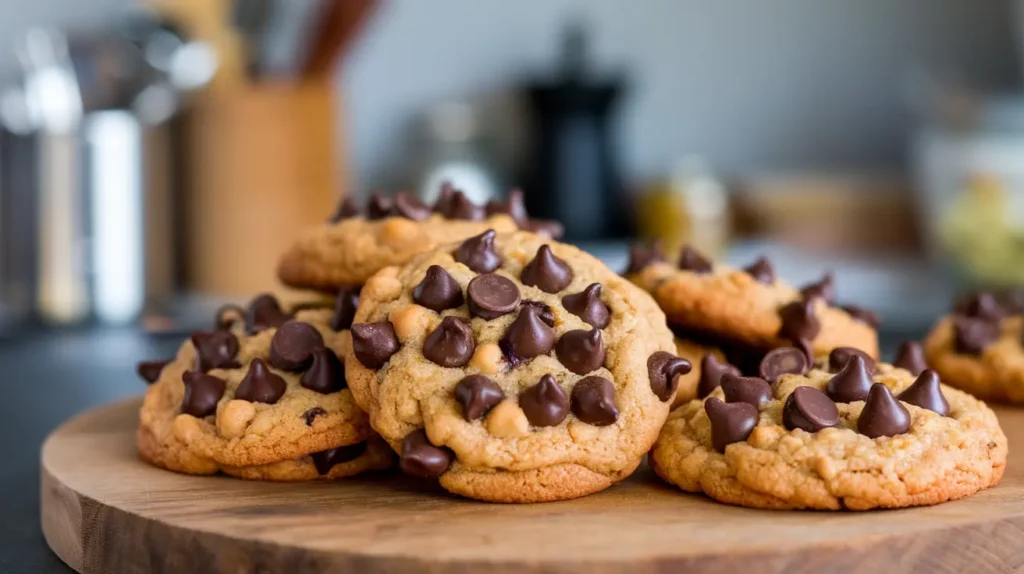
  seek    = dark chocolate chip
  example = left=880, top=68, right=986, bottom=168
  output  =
left=721, top=374, right=772, bottom=408
left=521, top=245, right=573, bottom=293
left=454, top=375, right=504, bottom=421
left=571, top=376, right=619, bottom=426
left=447, top=191, right=485, bottom=221
left=840, top=304, right=881, bottom=329
left=893, top=340, right=928, bottom=376
left=330, top=286, right=361, bottom=331
left=562, top=283, right=610, bottom=329
left=137, top=359, right=170, bottom=384
left=523, top=219, right=564, bottom=239
left=303, top=407, right=327, bottom=425
left=826, top=355, right=874, bottom=403
left=778, top=300, right=820, bottom=343
left=625, top=243, right=664, bottom=275
left=270, top=321, right=325, bottom=371
left=858, top=383, right=911, bottom=438
left=555, top=328, right=606, bottom=375
left=399, top=429, right=454, bottom=478
left=351, top=321, right=401, bottom=369
left=311, top=443, right=368, bottom=475
left=180, top=371, right=226, bottom=417
left=191, top=330, right=241, bottom=372
left=743, top=256, right=774, bottom=284
left=328, top=196, right=360, bottom=223
left=393, top=192, right=431, bottom=221
left=677, top=245, right=712, bottom=273
left=521, top=300, right=555, bottom=327
left=518, top=374, right=569, bottom=426
left=367, top=192, right=395, bottom=220
left=704, top=397, right=758, bottom=453
left=467, top=273, right=520, bottom=319
left=647, top=351, right=693, bottom=402
left=828, top=347, right=877, bottom=374
left=413, top=265, right=465, bottom=312
left=697, top=354, right=742, bottom=398
left=954, top=316, right=999, bottom=355
left=234, top=359, right=287, bottom=404
left=800, top=273, right=835, bottom=305
left=955, top=291, right=1004, bottom=322
left=301, top=349, right=347, bottom=394
left=246, top=293, right=292, bottom=334
left=433, top=181, right=456, bottom=215
left=783, top=386, right=839, bottom=432
left=758, top=347, right=809, bottom=383
left=485, top=188, right=529, bottom=225
left=897, top=369, right=949, bottom=416
left=795, top=338, right=816, bottom=365
left=423, top=316, right=476, bottom=368
left=214, top=304, right=245, bottom=330
left=453, top=229, right=502, bottom=273
left=500, top=305, right=556, bottom=361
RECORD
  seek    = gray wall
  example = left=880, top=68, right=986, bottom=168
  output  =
left=342, top=0, right=1020, bottom=188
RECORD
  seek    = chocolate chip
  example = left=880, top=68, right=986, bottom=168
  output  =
left=954, top=316, right=999, bottom=355
left=214, top=304, right=245, bottom=330
left=955, top=291, right=1004, bottom=322
left=828, top=347, right=877, bottom=374
left=704, top=397, right=758, bottom=453
left=555, top=328, right=606, bottom=375
left=137, top=359, right=170, bottom=384
left=433, top=181, right=456, bottom=215
left=330, top=286, right=361, bottom=331
left=485, top=188, right=529, bottom=225
left=625, top=243, right=664, bottom=275
left=571, top=376, right=619, bottom=426
left=858, top=383, right=911, bottom=438
left=328, top=196, right=360, bottom=223
left=778, top=300, right=820, bottom=343
left=311, top=443, right=368, bottom=475
left=721, top=374, right=772, bottom=408
left=453, top=229, right=502, bottom=273
left=840, top=304, right=880, bottom=329
left=521, top=245, right=573, bottom=293
left=447, top=191, right=484, bottom=221
left=393, top=192, right=431, bottom=221
left=519, top=374, right=570, bottom=427
left=234, top=359, right=287, bottom=404
left=647, top=351, right=693, bottom=401
left=800, top=273, right=835, bottom=305
left=893, top=340, right=927, bottom=376
left=351, top=321, right=401, bottom=369
left=562, top=283, right=610, bottom=328
left=467, top=273, right=520, bottom=319
left=180, top=371, right=226, bottom=417
left=301, top=349, right=347, bottom=394
left=246, top=293, right=292, bottom=334
left=191, top=330, right=240, bottom=372
left=523, top=219, right=565, bottom=239
left=999, top=290, right=1024, bottom=314
left=897, top=369, right=949, bottom=416
left=423, top=316, right=476, bottom=368
left=303, top=407, right=327, bottom=425
left=270, top=321, right=325, bottom=371
left=743, top=256, right=774, bottom=284
left=454, top=375, right=504, bottom=420
left=826, top=355, right=874, bottom=403
left=697, top=354, right=741, bottom=398
left=413, top=265, right=465, bottom=312
left=500, top=305, right=556, bottom=361
left=367, top=192, right=394, bottom=219
left=521, top=300, right=555, bottom=327
left=783, top=386, right=839, bottom=432
left=399, top=429, right=454, bottom=478
left=677, top=246, right=711, bottom=274
left=758, top=347, right=809, bottom=383
left=795, top=338, right=815, bottom=365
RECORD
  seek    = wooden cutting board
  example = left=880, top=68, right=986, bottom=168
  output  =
left=41, top=398, right=1024, bottom=573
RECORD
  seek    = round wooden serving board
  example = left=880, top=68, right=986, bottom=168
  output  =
left=42, top=398, right=1024, bottom=574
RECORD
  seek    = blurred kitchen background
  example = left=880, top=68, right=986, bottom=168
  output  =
left=1, top=0, right=1023, bottom=345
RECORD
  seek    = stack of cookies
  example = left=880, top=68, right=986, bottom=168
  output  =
left=137, top=187, right=1007, bottom=510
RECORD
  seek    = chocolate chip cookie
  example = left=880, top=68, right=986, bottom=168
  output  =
left=277, top=186, right=564, bottom=291
left=344, top=231, right=686, bottom=502
left=650, top=347, right=1007, bottom=510
left=924, top=291, right=1024, bottom=403
left=628, top=244, right=879, bottom=363
left=137, top=293, right=393, bottom=480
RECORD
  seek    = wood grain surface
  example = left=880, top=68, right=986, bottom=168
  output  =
left=41, top=398, right=1024, bottom=573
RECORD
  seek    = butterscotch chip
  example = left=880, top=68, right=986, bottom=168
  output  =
left=469, top=343, right=504, bottom=375
left=485, top=401, right=529, bottom=437
left=389, top=305, right=434, bottom=341
left=216, top=399, right=256, bottom=439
